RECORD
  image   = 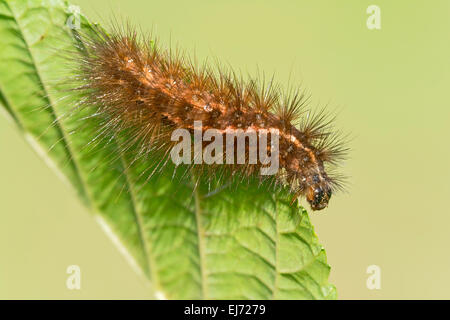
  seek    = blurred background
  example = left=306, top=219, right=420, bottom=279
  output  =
left=1, top=0, right=449, bottom=299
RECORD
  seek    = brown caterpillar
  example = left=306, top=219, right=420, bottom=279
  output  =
left=70, top=25, right=347, bottom=211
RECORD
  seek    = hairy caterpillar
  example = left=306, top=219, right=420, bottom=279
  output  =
left=69, top=25, right=347, bottom=211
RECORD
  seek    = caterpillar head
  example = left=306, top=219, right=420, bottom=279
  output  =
left=306, top=175, right=332, bottom=211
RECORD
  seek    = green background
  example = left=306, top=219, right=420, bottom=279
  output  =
left=1, top=0, right=449, bottom=299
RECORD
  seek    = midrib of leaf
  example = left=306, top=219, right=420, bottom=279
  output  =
left=272, top=195, right=280, bottom=299
left=191, top=172, right=207, bottom=299
left=3, top=1, right=90, bottom=205
left=117, top=149, right=160, bottom=289
left=0, top=1, right=86, bottom=201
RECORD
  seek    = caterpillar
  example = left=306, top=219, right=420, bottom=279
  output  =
left=69, top=25, right=347, bottom=211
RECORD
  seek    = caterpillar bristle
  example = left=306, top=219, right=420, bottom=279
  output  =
left=67, top=23, right=348, bottom=211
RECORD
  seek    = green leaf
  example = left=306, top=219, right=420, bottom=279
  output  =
left=0, top=0, right=336, bottom=299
